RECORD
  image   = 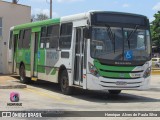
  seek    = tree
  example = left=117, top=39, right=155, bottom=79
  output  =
left=31, top=13, right=49, bottom=22
left=151, top=11, right=160, bottom=47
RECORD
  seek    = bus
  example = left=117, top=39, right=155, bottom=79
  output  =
left=8, top=11, right=152, bottom=95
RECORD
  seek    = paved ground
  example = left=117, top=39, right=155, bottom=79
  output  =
left=0, top=75, right=160, bottom=119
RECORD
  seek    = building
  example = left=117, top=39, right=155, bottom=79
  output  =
left=0, top=1, right=31, bottom=74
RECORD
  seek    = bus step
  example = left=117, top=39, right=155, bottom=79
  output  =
left=31, top=77, right=38, bottom=81
left=73, top=84, right=83, bottom=88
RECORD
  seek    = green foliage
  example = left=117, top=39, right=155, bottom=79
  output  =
left=151, top=11, right=160, bottom=47
left=31, top=13, right=49, bottom=22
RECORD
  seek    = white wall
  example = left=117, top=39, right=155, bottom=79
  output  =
left=0, top=1, right=31, bottom=74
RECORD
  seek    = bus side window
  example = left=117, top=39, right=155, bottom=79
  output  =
left=59, top=23, right=73, bottom=49
left=23, top=29, right=31, bottom=49
left=40, top=26, right=47, bottom=49
left=18, top=30, right=24, bottom=49
left=14, top=34, right=18, bottom=52
left=47, top=24, right=60, bottom=49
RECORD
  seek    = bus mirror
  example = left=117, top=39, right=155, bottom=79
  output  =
left=84, top=28, right=90, bottom=39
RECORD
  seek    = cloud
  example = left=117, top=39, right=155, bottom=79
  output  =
left=149, top=17, right=155, bottom=22
left=153, top=2, right=160, bottom=11
left=56, top=0, right=84, bottom=3
left=32, top=8, right=59, bottom=18
left=122, top=4, right=130, bottom=8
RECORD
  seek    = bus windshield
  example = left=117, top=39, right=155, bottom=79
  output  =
left=91, top=26, right=151, bottom=61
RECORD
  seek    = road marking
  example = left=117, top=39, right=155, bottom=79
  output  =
left=25, top=88, right=77, bottom=104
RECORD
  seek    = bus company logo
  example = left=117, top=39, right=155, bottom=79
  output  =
left=10, top=92, right=19, bottom=102
left=115, top=62, right=132, bottom=65
left=7, top=92, right=22, bottom=107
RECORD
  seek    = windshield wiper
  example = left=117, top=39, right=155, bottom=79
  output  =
left=105, top=25, right=115, bottom=53
left=126, top=25, right=139, bottom=49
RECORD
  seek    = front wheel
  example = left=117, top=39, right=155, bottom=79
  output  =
left=108, top=90, right=121, bottom=95
left=19, top=64, right=30, bottom=84
left=60, top=70, right=73, bottom=95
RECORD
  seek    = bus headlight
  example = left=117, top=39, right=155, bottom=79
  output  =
left=143, top=67, right=151, bottom=78
left=88, top=62, right=99, bottom=77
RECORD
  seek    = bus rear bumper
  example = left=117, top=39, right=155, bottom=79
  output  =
left=86, top=74, right=151, bottom=91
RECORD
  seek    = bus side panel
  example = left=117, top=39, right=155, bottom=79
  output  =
left=16, top=49, right=31, bottom=75
left=24, top=49, right=31, bottom=77
left=45, top=49, right=59, bottom=83
left=36, top=49, right=46, bottom=80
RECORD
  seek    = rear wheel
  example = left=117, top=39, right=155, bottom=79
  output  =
left=108, top=90, right=121, bottom=95
left=19, top=64, right=30, bottom=83
left=60, top=70, right=73, bottom=95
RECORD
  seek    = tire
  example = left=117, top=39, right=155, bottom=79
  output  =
left=108, top=90, right=121, bottom=95
left=19, top=64, right=30, bottom=84
left=60, top=70, right=73, bottom=95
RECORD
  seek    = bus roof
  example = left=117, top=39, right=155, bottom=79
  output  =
left=13, top=11, right=148, bottom=31
left=13, top=18, right=60, bottom=31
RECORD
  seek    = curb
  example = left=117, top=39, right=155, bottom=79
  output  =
left=0, top=84, right=27, bottom=89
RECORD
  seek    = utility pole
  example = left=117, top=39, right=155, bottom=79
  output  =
left=12, top=0, right=17, bottom=4
left=50, top=0, right=52, bottom=19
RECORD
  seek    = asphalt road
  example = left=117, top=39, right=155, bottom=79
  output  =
left=0, top=75, right=160, bottom=119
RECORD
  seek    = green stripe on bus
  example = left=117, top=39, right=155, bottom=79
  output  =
left=100, top=71, right=131, bottom=78
left=94, top=60, right=135, bottom=72
left=14, top=18, right=60, bottom=30
left=37, top=66, right=45, bottom=73
left=51, top=69, right=56, bottom=75
left=32, top=27, right=41, bottom=32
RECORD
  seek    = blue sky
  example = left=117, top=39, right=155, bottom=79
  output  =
left=4, top=0, right=160, bottom=22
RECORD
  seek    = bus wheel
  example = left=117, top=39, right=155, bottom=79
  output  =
left=60, top=70, right=73, bottom=95
left=19, top=64, right=29, bottom=84
left=108, top=90, right=121, bottom=95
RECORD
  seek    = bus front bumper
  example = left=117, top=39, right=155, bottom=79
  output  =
left=86, top=74, right=150, bottom=91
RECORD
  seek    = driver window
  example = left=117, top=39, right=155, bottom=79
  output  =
left=137, top=33, right=145, bottom=49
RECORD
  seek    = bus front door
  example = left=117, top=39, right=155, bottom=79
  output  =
left=31, top=32, right=39, bottom=81
left=74, top=28, right=85, bottom=86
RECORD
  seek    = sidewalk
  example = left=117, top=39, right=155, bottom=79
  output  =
left=0, top=75, right=27, bottom=89
left=150, top=75, right=160, bottom=92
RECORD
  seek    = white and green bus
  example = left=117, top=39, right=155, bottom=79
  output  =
left=8, top=11, right=152, bottom=95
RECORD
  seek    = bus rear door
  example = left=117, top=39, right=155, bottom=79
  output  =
left=30, top=32, right=39, bottom=81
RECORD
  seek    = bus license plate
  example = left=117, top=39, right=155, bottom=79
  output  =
left=116, top=81, right=127, bottom=86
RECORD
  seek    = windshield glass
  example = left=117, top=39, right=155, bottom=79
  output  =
left=91, top=27, right=151, bottom=61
